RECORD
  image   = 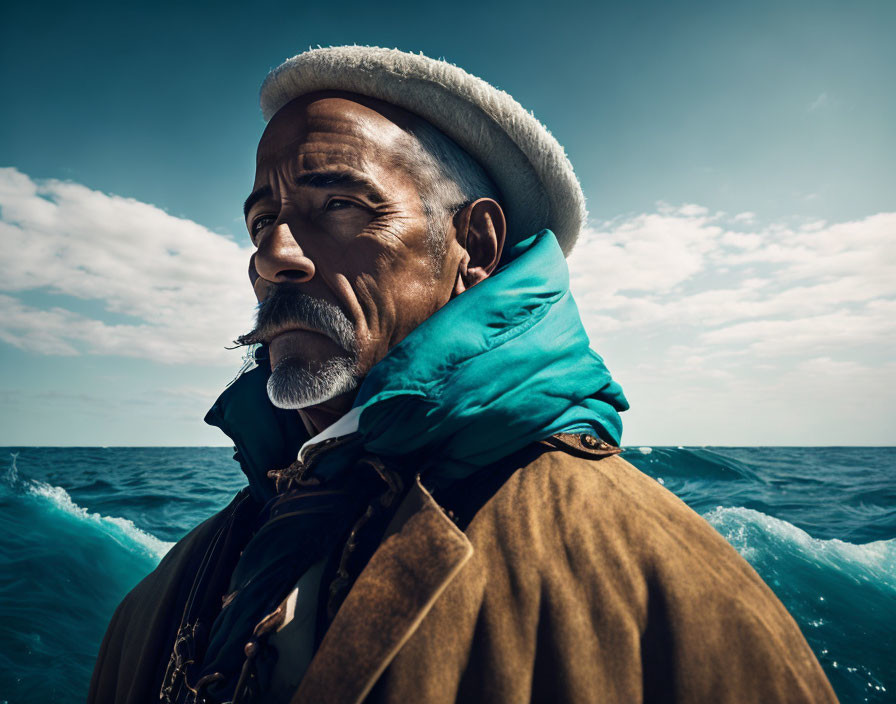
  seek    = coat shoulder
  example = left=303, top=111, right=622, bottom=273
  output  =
left=460, top=446, right=789, bottom=615
left=460, top=447, right=728, bottom=565
left=441, top=445, right=839, bottom=703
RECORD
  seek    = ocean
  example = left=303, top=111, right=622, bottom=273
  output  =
left=1, top=446, right=893, bottom=703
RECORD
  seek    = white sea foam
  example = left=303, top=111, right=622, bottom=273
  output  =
left=25, top=479, right=173, bottom=561
left=638, top=446, right=653, bottom=454
left=704, top=506, right=896, bottom=588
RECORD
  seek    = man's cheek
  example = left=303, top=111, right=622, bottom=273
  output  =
left=248, top=253, right=267, bottom=302
left=248, top=253, right=259, bottom=285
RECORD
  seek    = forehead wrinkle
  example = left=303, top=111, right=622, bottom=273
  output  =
left=253, top=102, right=424, bottom=214
left=256, top=147, right=372, bottom=184
left=256, top=135, right=366, bottom=167
left=265, top=155, right=390, bottom=200
left=258, top=100, right=410, bottom=163
left=293, top=150, right=372, bottom=171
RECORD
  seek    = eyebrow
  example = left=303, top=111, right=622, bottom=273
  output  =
left=243, top=185, right=273, bottom=219
left=243, top=169, right=387, bottom=219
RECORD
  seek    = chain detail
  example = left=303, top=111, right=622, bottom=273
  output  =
left=266, top=458, right=312, bottom=493
left=266, top=436, right=355, bottom=492
left=160, top=622, right=199, bottom=703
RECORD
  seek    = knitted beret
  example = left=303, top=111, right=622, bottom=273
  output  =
left=259, top=46, right=586, bottom=255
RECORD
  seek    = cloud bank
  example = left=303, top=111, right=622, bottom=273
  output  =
left=0, top=168, right=254, bottom=365
left=568, top=204, right=895, bottom=443
left=569, top=203, right=895, bottom=355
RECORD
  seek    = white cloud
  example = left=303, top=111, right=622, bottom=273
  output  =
left=569, top=205, right=895, bottom=443
left=568, top=203, right=724, bottom=301
left=0, top=168, right=255, bottom=365
left=699, top=304, right=896, bottom=356
left=570, top=207, right=896, bottom=356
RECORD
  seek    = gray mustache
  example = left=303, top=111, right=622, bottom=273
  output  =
left=236, top=286, right=356, bottom=353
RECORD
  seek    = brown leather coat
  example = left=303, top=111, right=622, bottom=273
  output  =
left=89, top=436, right=838, bottom=703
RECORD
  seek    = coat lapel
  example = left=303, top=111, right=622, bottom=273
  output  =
left=290, top=477, right=473, bottom=704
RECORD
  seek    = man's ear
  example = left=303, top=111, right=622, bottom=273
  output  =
left=452, top=198, right=506, bottom=296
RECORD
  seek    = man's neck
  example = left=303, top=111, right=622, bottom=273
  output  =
left=297, top=389, right=358, bottom=435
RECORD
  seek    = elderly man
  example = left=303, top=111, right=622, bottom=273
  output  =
left=89, top=47, right=837, bottom=704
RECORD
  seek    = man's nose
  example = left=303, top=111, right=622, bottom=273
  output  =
left=252, top=221, right=316, bottom=285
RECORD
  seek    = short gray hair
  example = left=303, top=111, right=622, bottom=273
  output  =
left=393, top=119, right=502, bottom=261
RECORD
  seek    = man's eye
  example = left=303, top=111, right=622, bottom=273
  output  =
left=325, top=198, right=358, bottom=211
left=251, top=215, right=275, bottom=236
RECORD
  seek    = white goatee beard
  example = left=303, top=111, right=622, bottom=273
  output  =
left=266, top=354, right=359, bottom=410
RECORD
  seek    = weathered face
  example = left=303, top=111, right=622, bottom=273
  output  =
left=242, top=92, right=460, bottom=417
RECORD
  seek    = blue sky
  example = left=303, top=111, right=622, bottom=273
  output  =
left=1, top=0, right=893, bottom=445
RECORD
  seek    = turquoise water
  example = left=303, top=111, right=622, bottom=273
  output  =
left=1, top=446, right=893, bottom=702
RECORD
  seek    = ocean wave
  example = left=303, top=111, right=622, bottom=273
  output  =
left=703, top=505, right=895, bottom=701
left=705, top=505, right=896, bottom=588
left=4, top=454, right=172, bottom=561
left=623, top=445, right=757, bottom=482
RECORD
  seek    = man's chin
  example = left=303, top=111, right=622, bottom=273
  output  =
left=265, top=355, right=359, bottom=410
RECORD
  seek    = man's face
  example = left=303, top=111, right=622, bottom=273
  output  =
left=242, top=92, right=459, bottom=415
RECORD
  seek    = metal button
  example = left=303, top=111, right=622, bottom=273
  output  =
left=581, top=434, right=599, bottom=448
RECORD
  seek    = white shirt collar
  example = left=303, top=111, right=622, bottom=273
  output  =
left=296, top=406, right=363, bottom=463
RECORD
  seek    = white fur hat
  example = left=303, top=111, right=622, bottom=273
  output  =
left=260, top=46, right=586, bottom=255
